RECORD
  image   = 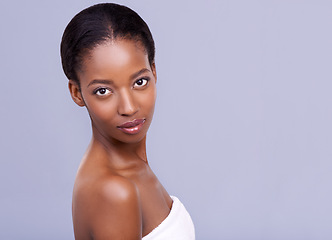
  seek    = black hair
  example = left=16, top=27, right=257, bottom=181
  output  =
left=60, top=3, right=155, bottom=85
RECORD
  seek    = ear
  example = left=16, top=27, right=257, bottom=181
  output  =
left=68, top=80, right=85, bottom=107
left=151, top=62, right=157, bottom=83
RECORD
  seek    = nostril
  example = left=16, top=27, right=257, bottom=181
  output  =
left=120, top=109, right=138, bottom=117
left=118, top=99, right=138, bottom=116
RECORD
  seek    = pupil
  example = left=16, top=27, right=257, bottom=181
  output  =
left=137, top=79, right=143, bottom=85
left=99, top=89, right=106, bottom=94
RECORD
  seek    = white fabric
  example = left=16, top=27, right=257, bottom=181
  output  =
left=142, top=196, right=195, bottom=240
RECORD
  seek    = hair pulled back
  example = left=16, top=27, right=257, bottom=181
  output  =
left=60, top=3, right=155, bottom=85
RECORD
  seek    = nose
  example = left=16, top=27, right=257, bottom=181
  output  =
left=117, top=89, right=138, bottom=116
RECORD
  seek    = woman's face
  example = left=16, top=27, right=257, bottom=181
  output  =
left=70, top=39, right=157, bottom=144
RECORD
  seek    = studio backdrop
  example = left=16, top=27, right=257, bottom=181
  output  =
left=0, top=0, right=331, bottom=239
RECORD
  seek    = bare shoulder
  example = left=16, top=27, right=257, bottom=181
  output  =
left=95, top=175, right=140, bottom=203
left=73, top=174, right=142, bottom=240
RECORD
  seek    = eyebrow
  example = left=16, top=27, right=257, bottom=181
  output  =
left=87, top=68, right=151, bottom=87
left=87, top=79, right=113, bottom=87
left=130, top=68, right=151, bottom=80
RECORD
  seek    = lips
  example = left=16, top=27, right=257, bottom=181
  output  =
left=117, top=119, right=146, bottom=134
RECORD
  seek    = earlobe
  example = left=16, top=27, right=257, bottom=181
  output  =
left=68, top=80, right=85, bottom=107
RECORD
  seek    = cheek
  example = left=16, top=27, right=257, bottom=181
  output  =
left=139, top=88, right=157, bottom=114
left=85, top=98, right=118, bottom=123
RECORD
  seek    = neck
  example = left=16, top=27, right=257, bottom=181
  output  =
left=88, top=124, right=148, bottom=167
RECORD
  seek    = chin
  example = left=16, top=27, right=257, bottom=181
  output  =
left=109, top=131, right=147, bottom=145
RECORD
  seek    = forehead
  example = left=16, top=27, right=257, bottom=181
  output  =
left=79, top=39, right=150, bottom=82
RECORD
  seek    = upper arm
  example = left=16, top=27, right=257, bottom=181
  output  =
left=88, top=176, right=142, bottom=240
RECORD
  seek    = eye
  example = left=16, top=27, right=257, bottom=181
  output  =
left=134, top=78, right=149, bottom=88
left=94, top=87, right=111, bottom=96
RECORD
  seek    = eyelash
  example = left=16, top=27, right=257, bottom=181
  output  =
left=93, top=87, right=112, bottom=96
left=134, top=77, right=150, bottom=88
left=92, top=77, right=150, bottom=96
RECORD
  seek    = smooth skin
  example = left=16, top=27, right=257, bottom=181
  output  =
left=69, top=39, right=172, bottom=240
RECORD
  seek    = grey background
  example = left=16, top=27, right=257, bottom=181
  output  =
left=0, top=0, right=331, bottom=239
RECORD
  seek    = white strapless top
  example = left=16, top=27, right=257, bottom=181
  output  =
left=142, top=196, right=195, bottom=240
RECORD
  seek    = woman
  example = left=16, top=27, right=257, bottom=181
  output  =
left=60, top=3, right=195, bottom=240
